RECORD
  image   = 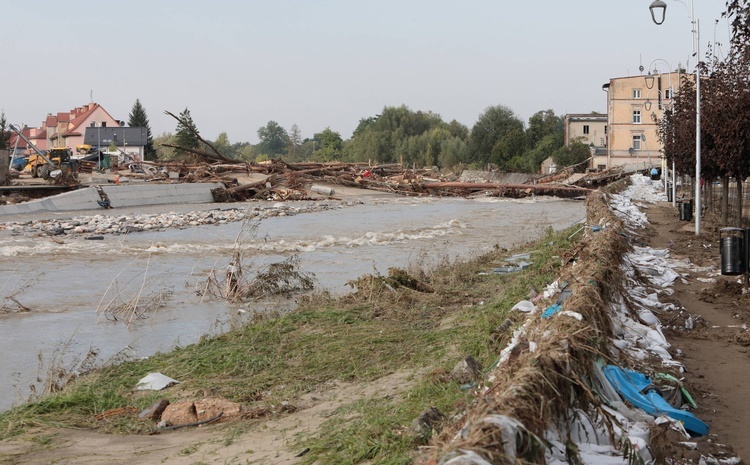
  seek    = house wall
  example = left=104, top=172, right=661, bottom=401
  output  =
left=605, top=72, right=685, bottom=169
left=61, top=107, right=119, bottom=151
left=563, top=114, right=607, bottom=170
left=564, top=116, right=607, bottom=147
left=540, top=157, right=556, bottom=174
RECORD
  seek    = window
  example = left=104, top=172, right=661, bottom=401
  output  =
left=583, top=125, right=590, bottom=135
left=633, top=110, right=641, bottom=124
left=604, top=126, right=608, bottom=134
left=664, top=89, right=673, bottom=99
left=600, top=137, right=605, bottom=146
left=632, top=135, right=642, bottom=151
left=633, top=89, right=641, bottom=99
left=101, top=122, right=107, bottom=128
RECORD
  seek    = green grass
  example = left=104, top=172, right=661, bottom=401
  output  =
left=0, top=224, right=581, bottom=463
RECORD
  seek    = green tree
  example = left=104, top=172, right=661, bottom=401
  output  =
left=526, top=109, right=562, bottom=148
left=213, top=132, right=240, bottom=159
left=491, top=127, right=527, bottom=170
left=552, top=141, right=591, bottom=172
left=438, top=137, right=468, bottom=170
left=237, top=144, right=255, bottom=161
left=257, top=121, right=289, bottom=158
left=313, top=127, right=343, bottom=162
left=468, top=105, right=525, bottom=167
left=0, top=111, right=9, bottom=151
left=174, top=108, right=201, bottom=155
left=288, top=124, right=303, bottom=161
left=522, top=132, right=564, bottom=173
left=153, top=131, right=176, bottom=160
left=127, top=99, right=156, bottom=161
left=347, top=105, right=462, bottom=165
left=447, top=119, right=469, bottom=140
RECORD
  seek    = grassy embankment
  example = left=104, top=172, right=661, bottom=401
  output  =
left=0, top=223, right=583, bottom=464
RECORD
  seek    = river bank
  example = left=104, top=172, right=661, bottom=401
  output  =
left=0, top=195, right=584, bottom=464
left=0, top=176, right=746, bottom=464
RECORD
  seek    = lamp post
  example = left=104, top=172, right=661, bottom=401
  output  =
left=649, top=0, right=701, bottom=235
left=644, top=58, right=676, bottom=203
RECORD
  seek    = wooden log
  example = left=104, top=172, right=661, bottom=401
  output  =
left=160, top=144, right=237, bottom=163
left=421, top=182, right=591, bottom=195
left=225, top=175, right=276, bottom=194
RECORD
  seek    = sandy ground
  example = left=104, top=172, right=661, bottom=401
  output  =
left=0, top=370, right=414, bottom=465
left=1, top=195, right=749, bottom=464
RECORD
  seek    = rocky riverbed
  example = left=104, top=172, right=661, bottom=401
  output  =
left=1, top=201, right=362, bottom=237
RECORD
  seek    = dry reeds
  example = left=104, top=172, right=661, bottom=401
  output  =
left=195, top=218, right=316, bottom=303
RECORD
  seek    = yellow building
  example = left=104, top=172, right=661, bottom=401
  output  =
left=563, top=114, right=607, bottom=170
left=602, top=71, right=685, bottom=170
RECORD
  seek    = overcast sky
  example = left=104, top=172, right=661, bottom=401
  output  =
left=2, top=1, right=732, bottom=144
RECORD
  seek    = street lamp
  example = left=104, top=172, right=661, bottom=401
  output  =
left=645, top=72, right=656, bottom=89
left=650, top=0, right=667, bottom=25
left=644, top=58, right=676, bottom=203
left=649, top=0, right=701, bottom=235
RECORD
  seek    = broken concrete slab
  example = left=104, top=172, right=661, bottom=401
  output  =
left=0, top=182, right=225, bottom=216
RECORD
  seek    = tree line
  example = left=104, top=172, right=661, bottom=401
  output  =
left=656, top=0, right=750, bottom=224
left=147, top=104, right=595, bottom=174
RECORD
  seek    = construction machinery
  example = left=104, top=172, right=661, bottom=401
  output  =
left=8, top=124, right=77, bottom=180
left=76, top=144, right=93, bottom=155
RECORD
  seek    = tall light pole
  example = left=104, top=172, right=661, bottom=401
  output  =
left=644, top=58, right=676, bottom=204
left=649, top=0, right=701, bottom=235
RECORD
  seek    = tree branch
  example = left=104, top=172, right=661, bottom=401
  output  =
left=163, top=110, right=236, bottom=163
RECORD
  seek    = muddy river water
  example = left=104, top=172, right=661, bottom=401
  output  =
left=0, top=195, right=584, bottom=411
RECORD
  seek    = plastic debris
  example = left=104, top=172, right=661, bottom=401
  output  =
left=511, top=300, right=536, bottom=313
left=541, top=303, right=562, bottom=319
left=602, top=365, right=708, bottom=436
left=559, top=311, right=582, bottom=321
left=135, top=372, right=180, bottom=391
left=492, top=261, right=532, bottom=274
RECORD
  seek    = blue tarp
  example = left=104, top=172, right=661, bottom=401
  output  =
left=603, top=365, right=708, bottom=437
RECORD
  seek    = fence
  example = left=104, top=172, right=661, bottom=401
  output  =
left=672, top=175, right=750, bottom=227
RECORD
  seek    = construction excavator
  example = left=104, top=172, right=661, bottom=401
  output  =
left=9, top=124, right=77, bottom=180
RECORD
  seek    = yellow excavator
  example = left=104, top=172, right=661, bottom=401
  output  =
left=9, top=124, right=77, bottom=180
left=76, top=144, right=93, bottom=155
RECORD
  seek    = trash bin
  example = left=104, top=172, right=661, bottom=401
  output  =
left=678, top=199, right=693, bottom=221
left=667, top=184, right=673, bottom=203
left=719, top=228, right=747, bottom=276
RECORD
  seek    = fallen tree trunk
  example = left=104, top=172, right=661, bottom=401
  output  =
left=422, top=182, right=591, bottom=196
left=160, top=144, right=238, bottom=163
left=225, top=175, right=276, bottom=194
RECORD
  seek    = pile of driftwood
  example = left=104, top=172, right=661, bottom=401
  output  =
left=117, top=156, right=593, bottom=202
left=142, top=110, right=593, bottom=201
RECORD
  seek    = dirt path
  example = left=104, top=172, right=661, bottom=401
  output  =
left=645, top=201, right=750, bottom=460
